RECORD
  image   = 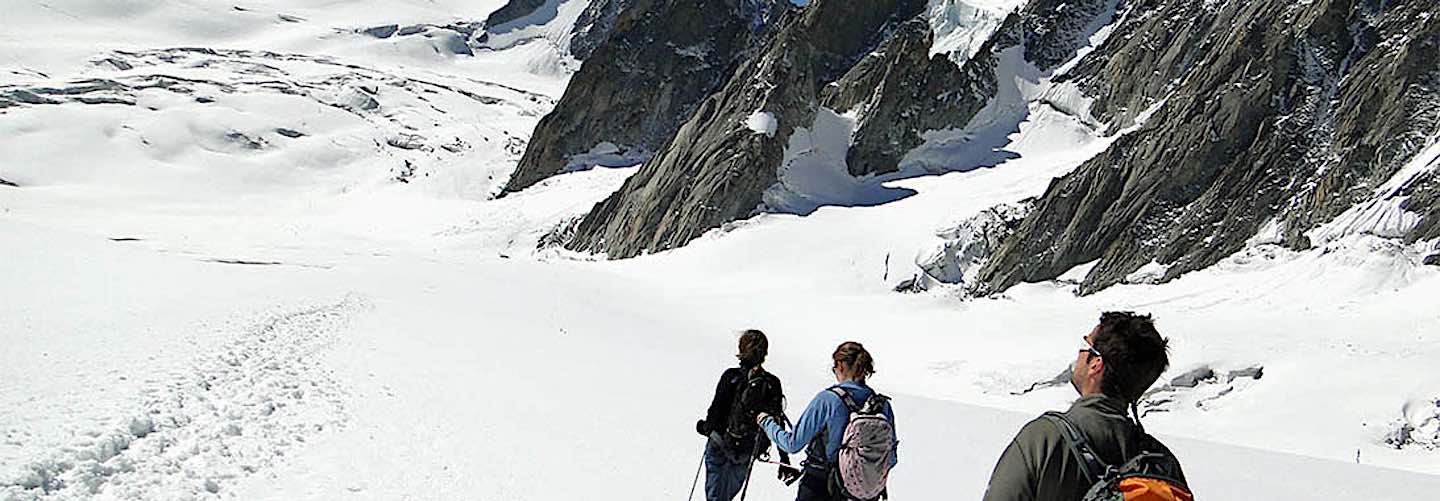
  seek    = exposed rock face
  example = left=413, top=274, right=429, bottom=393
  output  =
left=563, top=0, right=1115, bottom=257
left=822, top=18, right=974, bottom=177
left=980, top=0, right=1440, bottom=294
left=502, top=0, right=781, bottom=194
left=483, top=0, right=549, bottom=29
left=570, top=0, right=631, bottom=60
left=564, top=0, right=934, bottom=256
left=501, top=0, right=1440, bottom=291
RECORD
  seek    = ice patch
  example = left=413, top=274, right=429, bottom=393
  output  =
left=899, top=200, right=1033, bottom=293
left=745, top=111, right=778, bottom=138
left=763, top=108, right=914, bottom=214
left=1248, top=217, right=1287, bottom=246
left=926, top=0, right=1018, bottom=63
left=1055, top=259, right=1098, bottom=284
left=563, top=141, right=651, bottom=172
left=1124, top=260, right=1170, bottom=284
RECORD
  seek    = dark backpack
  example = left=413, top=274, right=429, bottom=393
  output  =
left=723, top=368, right=784, bottom=454
left=1041, top=412, right=1193, bottom=501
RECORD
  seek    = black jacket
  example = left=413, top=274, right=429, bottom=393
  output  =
left=699, top=365, right=788, bottom=462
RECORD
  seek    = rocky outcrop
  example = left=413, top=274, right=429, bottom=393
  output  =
left=507, top=0, right=1439, bottom=290
left=569, top=0, right=631, bottom=60
left=564, top=0, right=934, bottom=256
left=821, top=18, right=976, bottom=177
left=483, top=0, right=550, bottom=29
left=563, top=0, right=1116, bottom=257
left=501, top=0, right=782, bottom=194
left=979, top=0, right=1440, bottom=294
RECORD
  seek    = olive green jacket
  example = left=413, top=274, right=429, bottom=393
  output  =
left=981, top=395, right=1144, bottom=501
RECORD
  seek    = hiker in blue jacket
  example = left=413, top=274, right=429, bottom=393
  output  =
left=756, top=341, right=898, bottom=501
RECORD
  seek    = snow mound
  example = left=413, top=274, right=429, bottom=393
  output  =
left=745, top=110, right=778, bottom=137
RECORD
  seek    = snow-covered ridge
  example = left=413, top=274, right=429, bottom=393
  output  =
left=926, top=0, right=1021, bottom=63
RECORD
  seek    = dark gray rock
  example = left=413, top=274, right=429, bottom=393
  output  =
left=1402, top=169, right=1440, bottom=243
left=1010, top=367, right=1072, bottom=395
left=483, top=0, right=548, bottom=30
left=361, top=24, right=399, bottom=39
left=822, top=18, right=974, bottom=177
left=569, top=0, right=632, bottom=60
left=565, top=0, right=932, bottom=257
left=1168, top=367, right=1215, bottom=388
left=224, top=131, right=266, bottom=150
left=94, top=57, right=134, bottom=71
left=275, top=128, right=306, bottom=138
left=0, top=177, right=17, bottom=188
left=3, top=89, right=60, bottom=105
left=980, top=0, right=1440, bottom=295
left=1425, top=254, right=1440, bottom=266
left=1226, top=366, right=1263, bottom=381
left=503, top=0, right=783, bottom=194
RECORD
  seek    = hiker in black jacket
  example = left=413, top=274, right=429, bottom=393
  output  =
left=982, top=311, right=1187, bottom=501
left=695, top=330, right=796, bottom=501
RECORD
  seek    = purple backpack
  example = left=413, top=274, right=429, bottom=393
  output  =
left=828, top=387, right=894, bottom=501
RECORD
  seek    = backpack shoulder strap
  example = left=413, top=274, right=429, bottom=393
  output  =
left=1040, top=412, right=1111, bottom=483
left=862, top=393, right=891, bottom=414
left=827, top=386, right=862, bottom=413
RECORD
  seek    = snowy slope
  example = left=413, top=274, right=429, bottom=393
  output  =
left=3, top=0, right=1440, bottom=500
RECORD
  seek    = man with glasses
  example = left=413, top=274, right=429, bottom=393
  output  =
left=981, top=311, right=1183, bottom=501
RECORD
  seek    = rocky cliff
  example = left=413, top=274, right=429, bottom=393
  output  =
left=979, top=0, right=1440, bottom=294
left=562, top=0, right=1114, bottom=257
left=502, top=0, right=1440, bottom=293
left=499, top=0, right=783, bottom=194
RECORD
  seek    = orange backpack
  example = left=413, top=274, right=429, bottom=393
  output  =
left=1042, top=412, right=1194, bottom=501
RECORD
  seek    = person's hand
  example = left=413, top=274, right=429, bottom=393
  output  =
left=777, top=463, right=801, bottom=485
left=755, top=412, right=770, bottom=427
left=695, top=419, right=708, bottom=436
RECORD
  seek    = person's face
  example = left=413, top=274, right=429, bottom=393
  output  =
left=1071, top=326, right=1104, bottom=395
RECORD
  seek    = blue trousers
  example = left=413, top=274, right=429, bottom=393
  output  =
left=703, top=432, right=751, bottom=501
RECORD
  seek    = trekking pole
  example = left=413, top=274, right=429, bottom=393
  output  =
left=686, top=442, right=705, bottom=501
left=737, top=433, right=764, bottom=501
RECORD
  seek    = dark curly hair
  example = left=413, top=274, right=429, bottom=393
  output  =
left=1092, top=311, right=1170, bottom=403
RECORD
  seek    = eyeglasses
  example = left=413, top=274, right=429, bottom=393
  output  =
left=1079, top=342, right=1102, bottom=358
